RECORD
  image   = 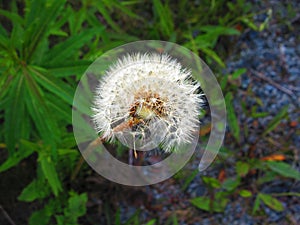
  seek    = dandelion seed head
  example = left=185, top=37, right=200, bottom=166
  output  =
left=92, top=53, right=204, bottom=152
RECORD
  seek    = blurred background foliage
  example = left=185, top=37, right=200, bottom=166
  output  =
left=0, top=0, right=299, bottom=224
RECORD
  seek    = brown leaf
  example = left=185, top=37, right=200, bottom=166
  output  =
left=290, top=121, right=297, bottom=127
left=261, top=154, right=286, bottom=161
left=199, top=123, right=211, bottom=136
left=218, top=169, right=226, bottom=183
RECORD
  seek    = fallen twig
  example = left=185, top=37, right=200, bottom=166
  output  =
left=0, top=205, right=16, bottom=225
left=250, top=69, right=294, bottom=97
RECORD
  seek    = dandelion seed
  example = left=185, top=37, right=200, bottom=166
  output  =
left=92, top=53, right=203, bottom=152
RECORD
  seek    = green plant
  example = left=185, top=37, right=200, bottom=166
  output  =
left=190, top=156, right=300, bottom=214
left=0, top=0, right=80, bottom=200
left=0, top=0, right=288, bottom=224
left=190, top=176, right=232, bottom=213
left=0, top=0, right=139, bottom=223
left=28, top=191, right=87, bottom=225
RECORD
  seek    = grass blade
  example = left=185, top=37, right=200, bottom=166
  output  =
left=23, top=0, right=66, bottom=61
left=4, top=75, right=26, bottom=152
left=29, top=66, right=74, bottom=105
left=0, top=9, right=24, bottom=25
left=262, top=105, right=289, bottom=136
left=39, top=151, right=63, bottom=196
left=46, top=60, right=92, bottom=78
left=267, top=161, right=300, bottom=180
left=225, top=92, right=240, bottom=142
left=24, top=68, right=60, bottom=145
left=95, top=3, right=122, bottom=32
left=259, top=193, right=284, bottom=212
left=0, top=144, right=34, bottom=172
left=42, top=28, right=104, bottom=66
left=153, top=0, right=174, bottom=37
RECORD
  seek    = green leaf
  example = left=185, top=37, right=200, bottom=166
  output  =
left=123, top=209, right=141, bottom=225
left=4, top=75, right=27, bottom=152
left=251, top=111, right=269, bottom=119
left=153, top=0, right=174, bottom=37
left=225, top=92, right=240, bottom=142
left=23, top=0, right=66, bottom=61
left=64, top=192, right=88, bottom=219
left=72, top=110, right=95, bottom=144
left=252, top=194, right=261, bottom=214
left=239, top=190, right=252, bottom=198
left=55, top=215, right=65, bottom=225
left=29, top=66, right=74, bottom=105
left=106, top=0, right=142, bottom=20
left=0, top=145, right=34, bottom=172
left=67, top=6, right=86, bottom=35
left=29, top=35, right=49, bottom=65
left=172, top=214, right=179, bottom=225
left=259, top=193, right=284, bottom=212
left=190, top=195, right=228, bottom=213
left=115, top=208, right=121, bottom=225
left=222, top=177, right=240, bottom=191
left=29, top=198, right=59, bottom=225
left=29, top=208, right=52, bottom=225
left=95, top=3, right=122, bottom=32
left=0, top=9, right=24, bottom=25
left=24, top=69, right=60, bottom=145
left=220, top=74, right=228, bottom=90
left=144, top=219, right=156, bottom=225
left=39, top=153, right=62, bottom=196
left=0, top=23, right=8, bottom=37
left=55, top=191, right=87, bottom=225
left=48, top=28, right=68, bottom=37
left=257, top=171, right=278, bottom=185
left=241, top=18, right=258, bottom=31
left=199, top=25, right=241, bottom=36
left=193, top=25, right=240, bottom=50
left=0, top=33, right=9, bottom=49
left=46, top=60, right=92, bottom=77
left=182, top=169, right=199, bottom=191
left=202, top=176, right=221, bottom=188
left=18, top=178, right=50, bottom=202
left=0, top=71, right=13, bottom=101
left=266, top=161, right=300, bottom=180
left=258, top=9, right=272, bottom=31
left=236, top=161, right=249, bottom=177
left=42, top=27, right=104, bottom=66
left=262, top=105, right=289, bottom=136
left=191, top=34, right=215, bottom=49
left=201, top=47, right=225, bottom=67
left=46, top=95, right=71, bottom=122
left=231, top=68, right=246, bottom=79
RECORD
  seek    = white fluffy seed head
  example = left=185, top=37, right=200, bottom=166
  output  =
left=92, top=53, right=204, bottom=152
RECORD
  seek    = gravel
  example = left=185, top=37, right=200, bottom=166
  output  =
left=117, top=1, right=300, bottom=224
left=185, top=1, right=300, bottom=224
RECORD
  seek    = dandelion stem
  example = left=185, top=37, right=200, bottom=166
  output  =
left=72, top=121, right=138, bottom=180
left=71, top=137, right=103, bottom=181
left=134, top=150, right=138, bottom=159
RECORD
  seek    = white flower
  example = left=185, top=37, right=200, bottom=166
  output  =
left=92, top=53, right=203, bottom=152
